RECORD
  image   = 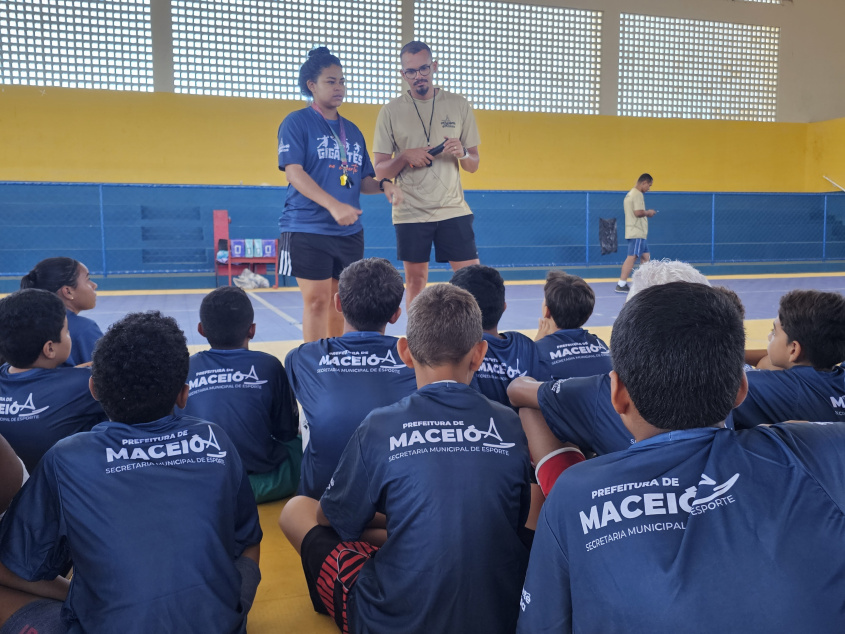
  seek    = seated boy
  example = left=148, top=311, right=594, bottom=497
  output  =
left=285, top=258, right=416, bottom=499
left=729, top=288, right=845, bottom=428
left=179, top=285, right=301, bottom=502
left=450, top=265, right=541, bottom=408
left=518, top=282, right=845, bottom=632
left=279, top=284, right=532, bottom=634
left=0, top=311, right=262, bottom=633
left=534, top=271, right=611, bottom=381
left=509, top=261, right=715, bottom=461
left=0, top=288, right=106, bottom=471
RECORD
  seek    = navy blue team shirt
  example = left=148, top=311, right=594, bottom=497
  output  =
left=518, top=423, right=845, bottom=632
left=0, top=364, right=106, bottom=471
left=0, top=414, right=263, bottom=633
left=471, top=331, right=542, bottom=409
left=537, top=374, right=634, bottom=455
left=729, top=365, right=845, bottom=429
left=534, top=328, right=612, bottom=381
left=179, top=348, right=299, bottom=474
left=277, top=107, right=375, bottom=236
left=285, top=331, right=416, bottom=498
left=64, top=309, right=104, bottom=367
left=321, top=382, right=531, bottom=634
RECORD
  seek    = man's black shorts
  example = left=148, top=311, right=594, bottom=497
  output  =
left=395, top=214, right=478, bottom=263
left=278, top=231, right=364, bottom=281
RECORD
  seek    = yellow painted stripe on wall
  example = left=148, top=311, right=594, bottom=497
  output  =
left=3, top=85, right=842, bottom=193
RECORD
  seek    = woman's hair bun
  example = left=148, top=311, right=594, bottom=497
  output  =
left=309, top=46, right=332, bottom=59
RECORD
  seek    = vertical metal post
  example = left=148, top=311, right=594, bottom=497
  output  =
left=710, top=193, right=716, bottom=265
left=823, top=195, right=828, bottom=262
left=99, top=184, right=108, bottom=277
left=585, top=192, right=590, bottom=266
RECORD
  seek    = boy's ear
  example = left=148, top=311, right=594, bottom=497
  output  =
left=733, top=372, right=749, bottom=409
left=397, top=337, right=415, bottom=368
left=502, top=300, right=507, bottom=314
left=469, top=340, right=488, bottom=373
left=197, top=323, right=205, bottom=337
left=89, top=376, right=100, bottom=401
left=333, top=293, right=343, bottom=314
left=787, top=340, right=803, bottom=365
left=42, top=340, right=57, bottom=360
left=175, top=383, right=190, bottom=409
left=542, top=303, right=552, bottom=320
left=388, top=307, right=402, bottom=325
left=609, top=371, right=632, bottom=416
left=247, top=323, right=256, bottom=340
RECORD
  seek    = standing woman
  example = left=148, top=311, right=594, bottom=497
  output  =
left=20, top=257, right=102, bottom=366
left=278, top=47, right=402, bottom=342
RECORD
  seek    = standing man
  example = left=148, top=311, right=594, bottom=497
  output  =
left=374, top=41, right=481, bottom=307
left=616, top=173, right=656, bottom=293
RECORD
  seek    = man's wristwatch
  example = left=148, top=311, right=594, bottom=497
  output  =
left=378, top=178, right=392, bottom=191
left=459, top=146, right=469, bottom=160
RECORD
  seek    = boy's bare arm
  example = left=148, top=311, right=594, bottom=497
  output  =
left=0, top=560, right=70, bottom=602
left=0, top=436, right=24, bottom=515
left=744, top=349, right=769, bottom=367
left=240, top=543, right=260, bottom=566
left=508, top=377, right=543, bottom=409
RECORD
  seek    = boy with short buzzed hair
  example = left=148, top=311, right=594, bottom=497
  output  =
left=285, top=257, right=416, bottom=499
left=180, top=285, right=301, bottom=503
left=279, top=284, right=531, bottom=634
left=449, top=264, right=541, bottom=408
left=0, top=288, right=105, bottom=471
left=0, top=311, right=262, bottom=633
left=730, top=289, right=845, bottom=428
left=534, top=271, right=611, bottom=381
left=518, top=282, right=845, bottom=633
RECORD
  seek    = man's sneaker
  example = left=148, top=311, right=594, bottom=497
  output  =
left=615, top=283, right=630, bottom=294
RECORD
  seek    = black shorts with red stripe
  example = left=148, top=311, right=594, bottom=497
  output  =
left=300, top=525, right=379, bottom=633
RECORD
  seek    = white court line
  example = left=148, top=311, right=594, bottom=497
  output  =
left=249, top=291, right=303, bottom=331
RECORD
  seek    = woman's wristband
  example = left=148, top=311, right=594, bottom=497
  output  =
left=378, top=178, right=392, bottom=191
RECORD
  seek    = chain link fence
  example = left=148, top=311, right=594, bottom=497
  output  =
left=1, top=182, right=843, bottom=278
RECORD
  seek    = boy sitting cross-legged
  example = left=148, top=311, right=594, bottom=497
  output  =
left=518, top=282, right=845, bottom=632
left=729, top=288, right=845, bottom=428
left=180, top=285, right=301, bottom=502
left=284, top=257, right=416, bottom=499
left=449, top=264, right=541, bottom=408
left=279, top=284, right=532, bottom=634
left=534, top=271, right=612, bottom=381
left=0, top=288, right=105, bottom=472
left=0, top=311, right=263, bottom=633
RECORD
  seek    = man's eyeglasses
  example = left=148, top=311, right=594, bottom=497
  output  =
left=402, top=64, right=433, bottom=80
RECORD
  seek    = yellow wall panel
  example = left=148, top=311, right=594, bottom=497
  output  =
left=805, top=116, right=845, bottom=192
left=0, top=85, right=822, bottom=192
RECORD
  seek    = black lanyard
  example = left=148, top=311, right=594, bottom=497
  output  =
left=409, top=88, right=436, bottom=145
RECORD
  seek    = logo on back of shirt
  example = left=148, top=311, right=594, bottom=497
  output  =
left=477, top=356, right=527, bottom=380
left=831, top=395, right=845, bottom=413
left=388, top=417, right=516, bottom=463
left=0, top=393, right=49, bottom=418
left=579, top=471, right=741, bottom=550
left=189, top=365, right=266, bottom=390
left=318, top=348, right=407, bottom=373
left=549, top=341, right=608, bottom=362
left=104, top=424, right=227, bottom=472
